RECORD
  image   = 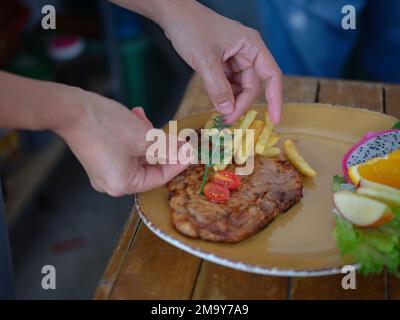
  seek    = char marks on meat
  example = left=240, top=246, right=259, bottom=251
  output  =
left=167, top=157, right=303, bottom=243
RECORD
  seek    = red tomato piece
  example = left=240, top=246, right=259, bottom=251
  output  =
left=213, top=170, right=241, bottom=190
left=204, top=182, right=230, bottom=203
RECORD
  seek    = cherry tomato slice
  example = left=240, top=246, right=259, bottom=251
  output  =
left=204, top=182, right=230, bottom=203
left=213, top=170, right=241, bottom=190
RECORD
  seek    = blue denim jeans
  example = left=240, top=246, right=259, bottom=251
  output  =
left=0, top=183, right=14, bottom=299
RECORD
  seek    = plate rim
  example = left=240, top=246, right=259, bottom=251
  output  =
left=177, top=102, right=399, bottom=122
left=135, top=103, right=395, bottom=277
left=135, top=194, right=359, bottom=277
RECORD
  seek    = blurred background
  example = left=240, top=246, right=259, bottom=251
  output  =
left=0, top=0, right=399, bottom=299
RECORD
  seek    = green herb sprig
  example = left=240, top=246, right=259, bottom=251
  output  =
left=199, top=115, right=230, bottom=195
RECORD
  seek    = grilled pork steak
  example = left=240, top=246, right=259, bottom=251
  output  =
left=167, top=157, right=303, bottom=243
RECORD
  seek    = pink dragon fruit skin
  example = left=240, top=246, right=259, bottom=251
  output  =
left=342, top=129, right=400, bottom=180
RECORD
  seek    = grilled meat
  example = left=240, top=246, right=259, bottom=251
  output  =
left=167, top=157, right=303, bottom=243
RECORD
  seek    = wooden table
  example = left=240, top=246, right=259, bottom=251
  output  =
left=95, top=74, right=400, bottom=300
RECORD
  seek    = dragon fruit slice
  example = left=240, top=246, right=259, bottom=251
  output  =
left=342, top=129, right=400, bottom=179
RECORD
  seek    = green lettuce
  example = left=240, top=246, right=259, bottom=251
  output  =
left=332, top=175, right=346, bottom=193
left=332, top=178, right=400, bottom=276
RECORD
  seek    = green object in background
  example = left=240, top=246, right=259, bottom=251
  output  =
left=8, top=53, right=52, bottom=81
left=392, top=121, right=400, bottom=129
left=120, top=37, right=151, bottom=116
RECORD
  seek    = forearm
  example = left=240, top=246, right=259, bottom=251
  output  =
left=0, top=71, right=86, bottom=131
left=108, top=0, right=197, bottom=30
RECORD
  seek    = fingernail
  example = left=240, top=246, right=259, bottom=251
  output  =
left=270, top=112, right=280, bottom=124
left=223, top=115, right=234, bottom=125
left=131, top=107, right=142, bottom=114
left=217, top=101, right=234, bottom=115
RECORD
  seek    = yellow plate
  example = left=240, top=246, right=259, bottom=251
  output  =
left=135, top=103, right=397, bottom=276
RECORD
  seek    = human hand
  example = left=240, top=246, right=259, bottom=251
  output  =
left=161, top=1, right=282, bottom=124
left=56, top=91, right=188, bottom=196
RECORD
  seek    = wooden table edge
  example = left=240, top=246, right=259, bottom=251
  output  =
left=93, top=206, right=140, bottom=300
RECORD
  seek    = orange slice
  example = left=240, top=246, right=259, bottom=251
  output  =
left=387, top=149, right=400, bottom=159
left=349, top=154, right=400, bottom=188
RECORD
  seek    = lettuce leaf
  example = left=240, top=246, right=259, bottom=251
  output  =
left=333, top=209, right=400, bottom=276
left=332, top=175, right=346, bottom=193
left=332, top=175, right=355, bottom=193
left=332, top=175, right=400, bottom=276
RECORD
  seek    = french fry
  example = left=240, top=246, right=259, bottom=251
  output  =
left=255, top=112, right=274, bottom=155
left=266, top=133, right=280, bottom=147
left=231, top=115, right=244, bottom=129
left=249, top=120, right=265, bottom=140
left=238, top=110, right=258, bottom=130
left=235, top=132, right=253, bottom=164
left=233, top=110, right=258, bottom=156
left=236, top=119, right=264, bottom=163
left=284, top=139, right=317, bottom=178
left=262, top=147, right=281, bottom=157
left=213, top=128, right=234, bottom=171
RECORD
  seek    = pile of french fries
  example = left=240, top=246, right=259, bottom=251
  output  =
left=204, top=109, right=281, bottom=171
left=204, top=109, right=317, bottom=178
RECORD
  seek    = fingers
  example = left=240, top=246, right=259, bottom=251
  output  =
left=230, top=82, right=242, bottom=96
left=264, top=72, right=283, bottom=124
left=132, top=107, right=153, bottom=128
left=224, top=68, right=261, bottom=124
left=93, top=162, right=188, bottom=196
left=128, top=162, right=189, bottom=193
left=254, top=46, right=283, bottom=124
left=144, top=130, right=194, bottom=165
left=198, top=57, right=235, bottom=115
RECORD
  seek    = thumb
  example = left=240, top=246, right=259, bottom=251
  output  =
left=198, top=57, right=234, bottom=115
left=131, top=107, right=153, bottom=128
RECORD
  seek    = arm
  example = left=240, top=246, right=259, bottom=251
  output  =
left=0, top=71, right=188, bottom=196
left=109, top=0, right=283, bottom=124
left=0, top=71, right=84, bottom=131
left=107, top=0, right=182, bottom=27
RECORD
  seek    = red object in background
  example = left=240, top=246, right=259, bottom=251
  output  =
left=51, top=36, right=80, bottom=49
left=48, top=35, right=85, bottom=62
left=52, top=236, right=86, bottom=254
left=0, top=0, right=30, bottom=67
left=48, top=34, right=89, bottom=89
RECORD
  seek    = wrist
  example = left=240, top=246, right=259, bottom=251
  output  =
left=159, top=0, right=209, bottom=37
left=110, top=0, right=194, bottom=28
left=51, top=85, right=92, bottom=137
left=153, top=0, right=196, bottom=30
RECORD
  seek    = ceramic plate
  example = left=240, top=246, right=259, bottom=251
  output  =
left=135, top=103, right=397, bottom=276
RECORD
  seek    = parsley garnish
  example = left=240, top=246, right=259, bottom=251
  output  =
left=199, top=115, right=230, bottom=195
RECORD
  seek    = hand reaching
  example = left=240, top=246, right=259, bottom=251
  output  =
left=56, top=91, right=188, bottom=196
left=162, top=1, right=283, bottom=124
